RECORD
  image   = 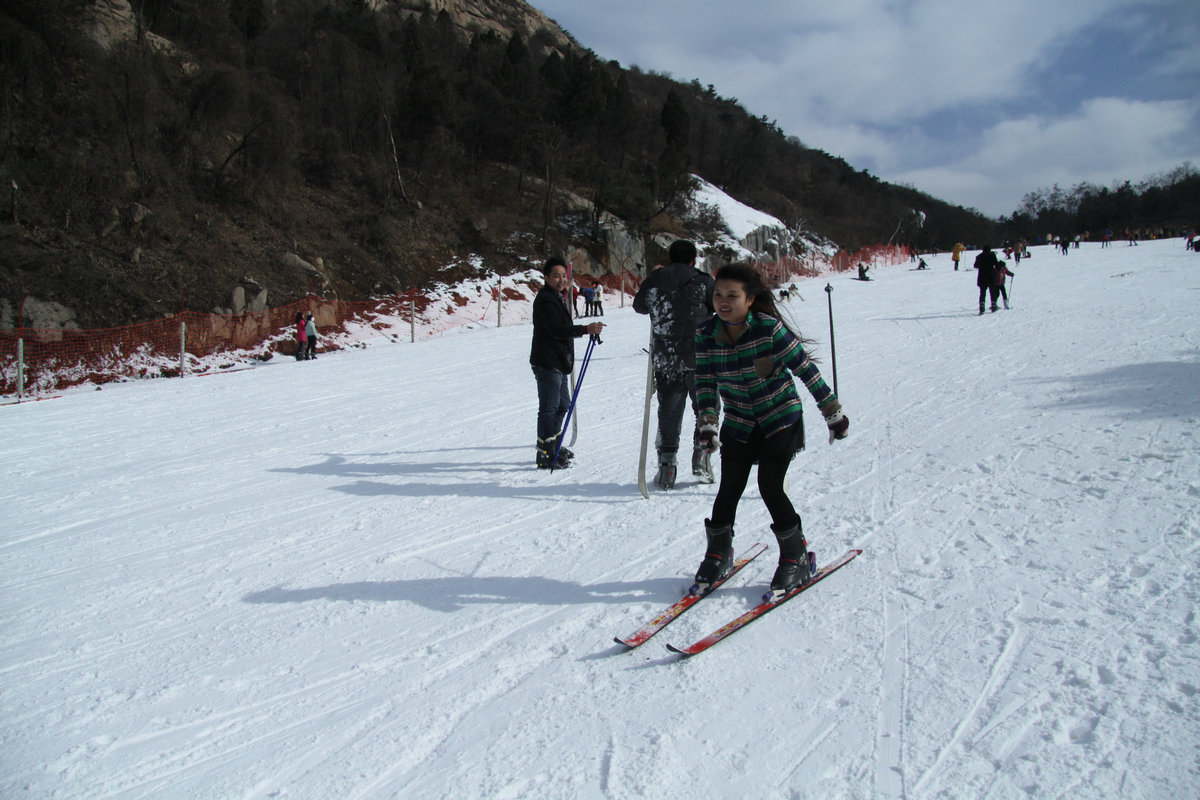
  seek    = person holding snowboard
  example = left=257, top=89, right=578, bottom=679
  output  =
left=530, top=256, right=604, bottom=469
left=692, top=263, right=848, bottom=596
left=633, top=240, right=716, bottom=489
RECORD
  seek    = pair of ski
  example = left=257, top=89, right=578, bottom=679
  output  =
left=615, top=543, right=862, bottom=656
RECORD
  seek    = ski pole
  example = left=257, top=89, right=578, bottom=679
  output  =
left=824, top=283, right=839, bottom=396
left=552, top=333, right=600, bottom=470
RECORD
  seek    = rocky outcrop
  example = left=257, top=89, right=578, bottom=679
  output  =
left=377, top=0, right=577, bottom=55
left=1, top=297, right=79, bottom=331
left=82, top=1, right=572, bottom=58
left=85, top=0, right=172, bottom=52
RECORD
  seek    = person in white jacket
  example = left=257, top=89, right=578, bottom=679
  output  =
left=304, top=312, right=318, bottom=360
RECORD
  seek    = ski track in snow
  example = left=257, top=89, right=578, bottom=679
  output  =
left=3, top=240, right=1199, bottom=798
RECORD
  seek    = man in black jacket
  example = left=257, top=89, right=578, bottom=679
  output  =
left=974, top=246, right=1001, bottom=314
left=633, top=240, right=716, bottom=488
left=530, top=256, right=604, bottom=469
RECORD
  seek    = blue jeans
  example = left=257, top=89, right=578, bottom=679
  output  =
left=532, top=366, right=571, bottom=441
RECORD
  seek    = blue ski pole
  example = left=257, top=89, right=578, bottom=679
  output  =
left=552, top=333, right=601, bottom=470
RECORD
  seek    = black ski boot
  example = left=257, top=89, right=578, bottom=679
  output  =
left=769, top=520, right=810, bottom=595
left=691, top=447, right=714, bottom=483
left=694, top=520, right=734, bottom=589
left=536, top=437, right=554, bottom=469
left=654, top=456, right=677, bottom=490
left=536, top=437, right=571, bottom=469
left=553, top=435, right=575, bottom=465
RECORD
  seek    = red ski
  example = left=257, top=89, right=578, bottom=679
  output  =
left=666, top=548, right=862, bottom=656
left=614, top=543, right=767, bottom=649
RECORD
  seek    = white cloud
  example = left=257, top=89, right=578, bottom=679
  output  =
left=893, top=97, right=1200, bottom=214
left=534, top=0, right=1200, bottom=217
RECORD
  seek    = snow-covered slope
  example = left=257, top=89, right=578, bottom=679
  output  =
left=3, top=240, right=1198, bottom=799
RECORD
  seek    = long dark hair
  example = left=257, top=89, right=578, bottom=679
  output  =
left=714, top=262, right=816, bottom=351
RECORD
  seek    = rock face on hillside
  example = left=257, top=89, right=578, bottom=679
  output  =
left=84, top=0, right=574, bottom=55
left=84, top=0, right=172, bottom=52
left=381, top=0, right=577, bottom=54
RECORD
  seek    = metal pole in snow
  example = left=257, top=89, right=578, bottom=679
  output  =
left=824, top=282, right=838, bottom=396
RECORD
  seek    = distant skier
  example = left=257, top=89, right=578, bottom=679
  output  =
left=996, top=261, right=1013, bottom=309
left=589, top=282, right=604, bottom=317
left=974, top=246, right=1001, bottom=314
left=633, top=239, right=715, bottom=489
left=692, top=263, right=848, bottom=596
left=857, top=262, right=871, bottom=281
left=294, top=312, right=307, bottom=360
left=952, top=242, right=965, bottom=271
left=530, top=256, right=604, bottom=469
left=304, top=312, right=318, bottom=360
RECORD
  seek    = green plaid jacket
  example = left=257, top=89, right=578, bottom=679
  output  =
left=695, top=311, right=837, bottom=443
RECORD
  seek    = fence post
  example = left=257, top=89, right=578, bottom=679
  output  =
left=410, top=295, right=415, bottom=343
left=179, top=320, right=186, bottom=377
left=16, top=338, right=24, bottom=398
left=497, top=276, right=502, bottom=328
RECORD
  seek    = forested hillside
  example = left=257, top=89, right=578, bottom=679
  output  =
left=0, top=0, right=1032, bottom=329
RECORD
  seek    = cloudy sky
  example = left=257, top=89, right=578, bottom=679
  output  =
left=531, top=0, right=1200, bottom=218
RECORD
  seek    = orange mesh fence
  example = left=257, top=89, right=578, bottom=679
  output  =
left=830, top=244, right=912, bottom=272
left=0, top=278, right=550, bottom=396
left=5, top=250, right=922, bottom=397
left=749, top=256, right=824, bottom=286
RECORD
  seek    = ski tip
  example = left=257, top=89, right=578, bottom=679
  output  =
left=613, top=636, right=633, bottom=648
left=665, top=643, right=692, bottom=657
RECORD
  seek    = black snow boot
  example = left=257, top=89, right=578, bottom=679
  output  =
left=694, top=520, right=734, bottom=588
left=769, top=520, right=810, bottom=594
left=553, top=436, right=574, bottom=464
left=654, top=456, right=677, bottom=490
left=536, top=437, right=571, bottom=469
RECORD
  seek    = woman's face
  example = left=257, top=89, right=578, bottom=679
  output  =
left=713, top=279, right=753, bottom=324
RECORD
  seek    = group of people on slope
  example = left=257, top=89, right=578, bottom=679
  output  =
left=973, top=246, right=1014, bottom=314
left=577, top=282, right=604, bottom=317
left=528, top=240, right=849, bottom=596
left=294, top=312, right=318, bottom=360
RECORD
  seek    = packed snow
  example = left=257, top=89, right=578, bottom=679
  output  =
left=691, top=176, right=788, bottom=241
left=3, top=239, right=1199, bottom=799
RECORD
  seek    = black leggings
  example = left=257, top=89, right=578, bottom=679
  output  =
left=709, top=421, right=802, bottom=529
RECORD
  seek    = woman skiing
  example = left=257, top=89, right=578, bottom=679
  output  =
left=693, top=263, right=849, bottom=596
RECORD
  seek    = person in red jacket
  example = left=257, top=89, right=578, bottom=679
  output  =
left=294, top=312, right=307, bottom=360
left=996, top=261, right=1014, bottom=310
